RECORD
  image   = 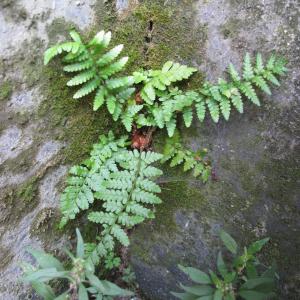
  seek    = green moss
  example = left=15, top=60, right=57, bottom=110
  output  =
left=0, top=146, right=37, bottom=175
left=16, top=176, right=39, bottom=204
left=156, top=181, right=207, bottom=231
left=37, top=65, right=124, bottom=163
left=0, top=176, right=40, bottom=235
left=46, top=17, right=76, bottom=44
left=0, top=80, right=12, bottom=101
left=95, top=0, right=207, bottom=74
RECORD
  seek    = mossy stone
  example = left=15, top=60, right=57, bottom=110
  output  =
left=0, top=81, right=12, bottom=101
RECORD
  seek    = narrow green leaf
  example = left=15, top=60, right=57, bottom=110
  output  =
left=178, top=265, right=212, bottom=284
left=76, top=228, right=85, bottom=258
left=180, top=284, right=214, bottom=296
left=27, top=249, right=64, bottom=271
left=213, top=290, right=223, bottom=300
left=219, top=230, right=238, bottom=254
left=79, top=284, right=89, bottom=300
left=248, top=238, right=269, bottom=255
left=31, top=282, right=56, bottom=300
left=239, top=290, right=275, bottom=300
left=217, top=252, right=228, bottom=278
left=171, top=291, right=197, bottom=300
left=240, top=277, right=274, bottom=290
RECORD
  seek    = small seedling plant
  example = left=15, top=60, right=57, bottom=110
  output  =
left=43, top=29, right=287, bottom=268
left=172, top=231, right=277, bottom=300
left=21, top=229, right=133, bottom=300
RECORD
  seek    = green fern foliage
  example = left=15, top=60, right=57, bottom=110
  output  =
left=86, top=148, right=163, bottom=265
left=196, top=53, right=287, bottom=123
left=133, top=61, right=197, bottom=105
left=161, top=131, right=211, bottom=181
left=59, top=131, right=129, bottom=228
left=131, top=53, right=286, bottom=137
left=44, top=30, right=135, bottom=115
left=59, top=131, right=163, bottom=265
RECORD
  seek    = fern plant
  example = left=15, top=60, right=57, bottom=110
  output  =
left=21, top=229, right=133, bottom=300
left=44, top=31, right=287, bottom=177
left=161, top=130, right=211, bottom=181
left=60, top=131, right=163, bottom=265
left=43, top=29, right=287, bottom=276
left=44, top=30, right=135, bottom=115
left=133, top=61, right=197, bottom=105
left=195, top=53, right=287, bottom=123
left=135, top=54, right=286, bottom=134
left=172, top=230, right=277, bottom=300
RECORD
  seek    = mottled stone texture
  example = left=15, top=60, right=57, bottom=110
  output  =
left=0, top=0, right=299, bottom=299
left=129, top=1, right=300, bottom=300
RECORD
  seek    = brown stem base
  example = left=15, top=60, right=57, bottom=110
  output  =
left=131, top=126, right=156, bottom=151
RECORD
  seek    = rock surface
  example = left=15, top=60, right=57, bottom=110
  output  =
left=0, top=0, right=299, bottom=299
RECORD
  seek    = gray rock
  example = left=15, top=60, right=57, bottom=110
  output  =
left=0, top=0, right=299, bottom=299
left=129, top=0, right=300, bottom=299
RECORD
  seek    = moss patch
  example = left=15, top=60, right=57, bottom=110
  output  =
left=0, top=81, right=12, bottom=101
left=16, top=176, right=39, bottom=205
left=95, top=0, right=207, bottom=73
left=0, top=176, right=40, bottom=234
left=155, top=181, right=207, bottom=232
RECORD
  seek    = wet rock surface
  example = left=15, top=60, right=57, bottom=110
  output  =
left=0, top=0, right=96, bottom=298
left=0, top=0, right=299, bottom=299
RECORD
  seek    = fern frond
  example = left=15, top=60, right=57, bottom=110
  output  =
left=100, top=57, right=129, bottom=79
left=44, top=42, right=81, bottom=65
left=93, top=87, right=106, bottom=111
left=206, top=99, right=220, bottom=122
left=73, top=79, right=100, bottom=99
left=166, top=117, right=176, bottom=137
left=255, top=53, right=264, bottom=73
left=60, top=132, right=163, bottom=265
left=97, top=44, right=124, bottom=67
left=162, top=130, right=211, bottom=181
left=196, top=53, right=285, bottom=122
left=67, top=70, right=96, bottom=86
left=106, top=76, right=134, bottom=90
left=263, top=71, right=280, bottom=86
left=44, top=30, right=135, bottom=116
left=220, top=97, right=231, bottom=120
left=228, top=63, right=241, bottom=82
left=239, top=82, right=260, bottom=106
left=252, top=76, right=271, bottom=95
left=59, top=132, right=130, bottom=228
left=182, top=107, right=193, bottom=127
left=137, top=62, right=197, bottom=104
left=63, top=60, right=93, bottom=72
left=243, top=53, right=254, bottom=80
left=195, top=101, right=206, bottom=122
left=230, top=89, right=243, bottom=113
left=121, top=104, right=143, bottom=132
